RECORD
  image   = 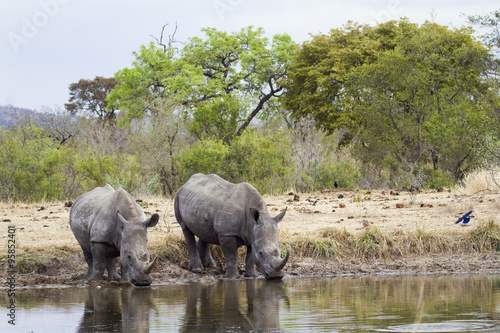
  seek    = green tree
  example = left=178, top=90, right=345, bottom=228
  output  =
left=108, top=26, right=296, bottom=142
left=282, top=20, right=416, bottom=135
left=347, top=22, right=492, bottom=181
left=284, top=19, right=496, bottom=185
left=66, top=76, right=118, bottom=123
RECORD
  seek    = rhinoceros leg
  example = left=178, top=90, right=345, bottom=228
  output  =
left=198, top=240, right=216, bottom=269
left=106, top=257, right=121, bottom=280
left=180, top=227, right=203, bottom=273
left=244, top=246, right=258, bottom=278
left=89, top=243, right=107, bottom=281
left=219, top=236, right=240, bottom=278
left=120, top=261, right=129, bottom=282
left=83, top=250, right=93, bottom=279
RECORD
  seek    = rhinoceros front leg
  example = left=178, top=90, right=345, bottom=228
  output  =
left=106, top=257, right=121, bottom=280
left=244, top=245, right=258, bottom=278
left=219, top=236, right=240, bottom=278
left=89, top=243, right=107, bottom=281
left=198, top=240, right=216, bottom=269
left=120, top=261, right=129, bottom=282
left=180, top=226, right=203, bottom=273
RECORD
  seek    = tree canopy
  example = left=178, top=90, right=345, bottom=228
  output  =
left=283, top=19, right=498, bottom=183
left=107, top=26, right=296, bottom=142
left=65, top=76, right=118, bottom=122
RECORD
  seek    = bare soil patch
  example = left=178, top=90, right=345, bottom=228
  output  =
left=1, top=188, right=499, bottom=287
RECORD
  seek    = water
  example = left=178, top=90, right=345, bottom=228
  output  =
left=2, top=274, right=500, bottom=332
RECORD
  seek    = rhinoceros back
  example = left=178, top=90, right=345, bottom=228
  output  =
left=175, top=174, right=263, bottom=244
left=70, top=185, right=143, bottom=252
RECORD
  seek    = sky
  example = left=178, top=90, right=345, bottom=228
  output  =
left=1, top=0, right=498, bottom=111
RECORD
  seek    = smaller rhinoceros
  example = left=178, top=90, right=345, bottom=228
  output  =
left=174, top=173, right=289, bottom=279
left=70, top=185, right=159, bottom=286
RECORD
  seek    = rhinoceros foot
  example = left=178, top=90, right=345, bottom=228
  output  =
left=188, top=263, right=203, bottom=273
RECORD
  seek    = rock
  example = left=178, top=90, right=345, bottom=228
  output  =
left=339, top=202, right=346, bottom=208
left=396, top=203, right=404, bottom=208
left=64, top=201, right=73, bottom=207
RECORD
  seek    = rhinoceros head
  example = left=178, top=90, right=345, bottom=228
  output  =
left=249, top=208, right=289, bottom=279
left=117, top=212, right=159, bottom=286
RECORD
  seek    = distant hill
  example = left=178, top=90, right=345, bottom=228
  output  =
left=0, top=105, right=37, bottom=129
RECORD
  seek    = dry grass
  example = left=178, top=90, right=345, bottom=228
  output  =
left=1, top=178, right=499, bottom=275
left=455, top=168, right=500, bottom=195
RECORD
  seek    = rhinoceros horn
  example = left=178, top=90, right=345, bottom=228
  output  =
left=143, top=255, right=158, bottom=274
left=274, top=248, right=289, bottom=271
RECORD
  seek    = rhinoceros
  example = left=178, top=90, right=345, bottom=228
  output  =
left=174, top=173, right=289, bottom=279
left=70, top=185, right=159, bottom=286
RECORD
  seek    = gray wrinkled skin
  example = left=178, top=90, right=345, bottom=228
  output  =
left=175, top=174, right=289, bottom=279
left=70, top=185, right=159, bottom=286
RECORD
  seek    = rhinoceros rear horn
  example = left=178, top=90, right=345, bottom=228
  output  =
left=274, top=248, right=289, bottom=271
left=143, top=255, right=158, bottom=274
left=273, top=207, right=287, bottom=223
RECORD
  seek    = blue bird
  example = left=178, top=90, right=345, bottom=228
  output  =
left=455, top=210, right=472, bottom=224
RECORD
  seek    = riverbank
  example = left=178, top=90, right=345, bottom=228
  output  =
left=1, top=188, right=499, bottom=287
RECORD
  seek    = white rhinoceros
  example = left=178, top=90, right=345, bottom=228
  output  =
left=174, top=174, right=288, bottom=279
left=70, top=185, right=159, bottom=286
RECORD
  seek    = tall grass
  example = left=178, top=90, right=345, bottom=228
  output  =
left=456, top=168, right=500, bottom=195
left=465, top=219, right=500, bottom=252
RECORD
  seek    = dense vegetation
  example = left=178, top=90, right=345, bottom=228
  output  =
left=1, top=14, right=499, bottom=202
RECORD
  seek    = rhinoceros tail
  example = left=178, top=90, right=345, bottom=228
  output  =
left=174, top=191, right=183, bottom=225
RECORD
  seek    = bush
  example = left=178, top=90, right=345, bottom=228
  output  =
left=176, top=129, right=292, bottom=193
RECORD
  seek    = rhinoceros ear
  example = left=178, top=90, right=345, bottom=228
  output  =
left=143, top=213, right=159, bottom=228
left=248, top=208, right=260, bottom=224
left=273, top=207, right=287, bottom=223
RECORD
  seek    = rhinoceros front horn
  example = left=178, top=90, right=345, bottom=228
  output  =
left=274, top=248, right=289, bottom=272
left=144, top=255, right=158, bottom=274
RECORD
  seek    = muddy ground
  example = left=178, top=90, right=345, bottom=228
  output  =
left=1, top=188, right=499, bottom=287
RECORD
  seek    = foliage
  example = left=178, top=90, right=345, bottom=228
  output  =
left=65, top=76, right=118, bottom=123
left=0, top=126, right=69, bottom=201
left=176, top=129, right=292, bottom=193
left=108, top=26, right=296, bottom=142
left=285, top=19, right=498, bottom=183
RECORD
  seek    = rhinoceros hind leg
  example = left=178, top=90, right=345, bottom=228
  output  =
left=198, top=240, right=216, bottom=269
left=83, top=250, right=93, bottom=279
left=181, top=226, right=203, bottom=273
left=106, top=257, right=121, bottom=280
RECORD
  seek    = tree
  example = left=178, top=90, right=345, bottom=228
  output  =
left=350, top=22, right=493, bottom=182
left=282, top=20, right=416, bottom=135
left=108, top=26, right=296, bottom=142
left=65, top=76, right=118, bottom=123
left=284, top=19, right=496, bottom=185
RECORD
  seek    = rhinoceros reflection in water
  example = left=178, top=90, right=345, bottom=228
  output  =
left=77, top=286, right=154, bottom=332
left=182, top=279, right=287, bottom=332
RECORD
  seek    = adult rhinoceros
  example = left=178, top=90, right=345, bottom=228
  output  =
left=174, top=174, right=289, bottom=279
left=70, top=185, right=159, bottom=286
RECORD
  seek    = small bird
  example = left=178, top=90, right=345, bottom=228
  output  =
left=455, top=210, right=472, bottom=224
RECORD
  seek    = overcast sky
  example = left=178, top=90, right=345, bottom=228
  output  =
left=1, top=0, right=498, bottom=111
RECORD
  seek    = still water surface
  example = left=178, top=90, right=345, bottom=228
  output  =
left=3, top=274, right=500, bottom=332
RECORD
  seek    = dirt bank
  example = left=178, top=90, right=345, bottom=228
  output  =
left=1, top=188, right=499, bottom=287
